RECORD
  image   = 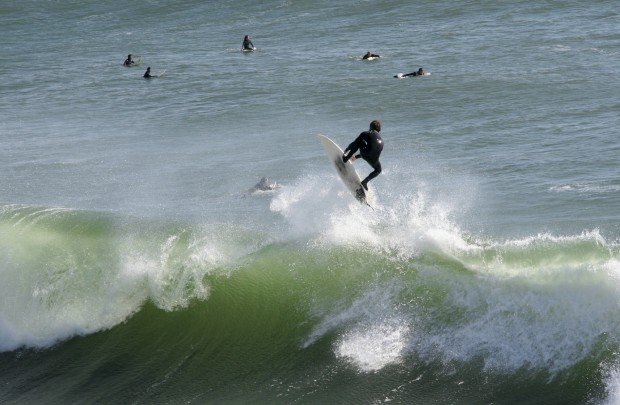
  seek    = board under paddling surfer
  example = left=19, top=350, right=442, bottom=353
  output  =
left=342, top=120, right=383, bottom=197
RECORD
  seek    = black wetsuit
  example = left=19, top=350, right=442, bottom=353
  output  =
left=123, top=58, right=133, bottom=67
left=398, top=70, right=424, bottom=78
left=143, top=70, right=153, bottom=78
left=343, top=129, right=383, bottom=188
left=362, top=53, right=380, bottom=60
left=242, top=39, right=254, bottom=50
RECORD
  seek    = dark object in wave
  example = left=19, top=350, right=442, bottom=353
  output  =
left=249, top=176, right=280, bottom=193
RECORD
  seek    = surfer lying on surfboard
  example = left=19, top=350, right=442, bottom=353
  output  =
left=394, top=67, right=425, bottom=78
left=342, top=120, right=383, bottom=197
left=362, top=51, right=380, bottom=60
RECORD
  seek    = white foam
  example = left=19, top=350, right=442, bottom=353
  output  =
left=303, top=279, right=404, bottom=342
left=270, top=174, right=381, bottom=244
left=127, top=225, right=260, bottom=312
left=550, top=182, right=620, bottom=194
left=553, top=44, right=571, bottom=52
left=603, top=365, right=620, bottom=404
left=313, top=250, right=620, bottom=375
left=295, top=195, right=620, bottom=375
left=336, top=322, right=409, bottom=372
left=277, top=169, right=620, bottom=374
left=303, top=280, right=412, bottom=372
left=270, top=173, right=470, bottom=260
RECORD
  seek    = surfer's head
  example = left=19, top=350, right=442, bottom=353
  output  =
left=418, top=67, right=424, bottom=75
left=244, top=35, right=250, bottom=40
left=370, top=120, right=381, bottom=132
left=128, top=54, right=131, bottom=58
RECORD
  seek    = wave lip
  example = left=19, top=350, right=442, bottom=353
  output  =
left=0, top=205, right=246, bottom=352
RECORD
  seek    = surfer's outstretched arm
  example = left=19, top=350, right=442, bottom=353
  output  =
left=343, top=135, right=363, bottom=162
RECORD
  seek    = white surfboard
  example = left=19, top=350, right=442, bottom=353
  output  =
left=317, top=134, right=372, bottom=206
left=395, top=72, right=431, bottom=79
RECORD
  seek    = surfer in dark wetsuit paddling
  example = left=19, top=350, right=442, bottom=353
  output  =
left=362, top=51, right=380, bottom=60
left=342, top=120, right=383, bottom=195
left=242, top=35, right=255, bottom=51
left=123, top=54, right=134, bottom=67
left=395, top=67, right=424, bottom=78
left=143, top=67, right=154, bottom=79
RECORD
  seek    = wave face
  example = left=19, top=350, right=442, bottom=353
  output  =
left=1, top=199, right=619, bottom=403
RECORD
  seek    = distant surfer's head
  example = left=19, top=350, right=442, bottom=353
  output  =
left=128, top=54, right=131, bottom=58
left=370, top=120, right=381, bottom=132
left=146, top=67, right=151, bottom=71
left=244, top=35, right=249, bottom=40
left=418, top=67, right=424, bottom=74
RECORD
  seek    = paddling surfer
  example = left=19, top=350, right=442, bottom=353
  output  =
left=123, top=54, right=135, bottom=67
left=362, top=51, right=380, bottom=60
left=143, top=67, right=154, bottom=78
left=395, top=67, right=425, bottom=78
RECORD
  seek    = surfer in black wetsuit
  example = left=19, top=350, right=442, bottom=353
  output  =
left=395, top=67, right=424, bottom=78
left=342, top=120, right=383, bottom=194
left=362, top=51, right=380, bottom=60
left=242, top=35, right=255, bottom=51
left=143, top=67, right=154, bottom=79
left=123, top=54, right=134, bottom=67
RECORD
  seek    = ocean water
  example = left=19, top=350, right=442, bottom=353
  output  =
left=1, top=0, right=619, bottom=403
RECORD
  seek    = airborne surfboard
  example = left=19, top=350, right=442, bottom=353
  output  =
left=317, top=134, right=373, bottom=207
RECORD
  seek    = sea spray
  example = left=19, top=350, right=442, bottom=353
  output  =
left=0, top=205, right=264, bottom=351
